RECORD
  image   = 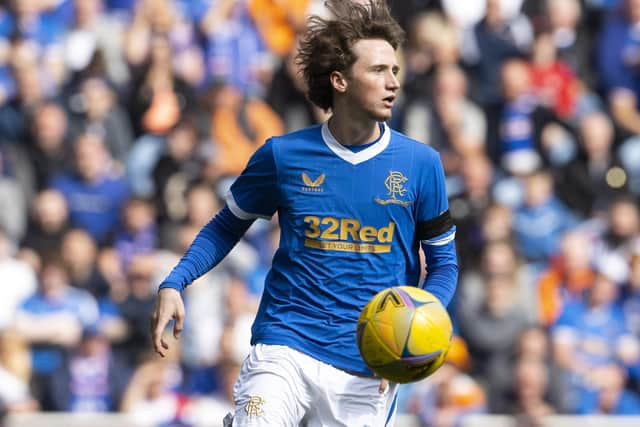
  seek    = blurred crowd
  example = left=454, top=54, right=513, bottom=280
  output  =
left=1, top=0, right=640, bottom=426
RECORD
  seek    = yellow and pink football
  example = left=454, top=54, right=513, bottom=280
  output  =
left=356, top=286, right=453, bottom=383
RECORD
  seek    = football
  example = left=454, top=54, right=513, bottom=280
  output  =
left=356, top=286, right=453, bottom=383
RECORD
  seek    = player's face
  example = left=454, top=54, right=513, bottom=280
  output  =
left=345, top=39, right=400, bottom=121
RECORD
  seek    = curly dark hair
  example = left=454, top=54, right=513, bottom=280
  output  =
left=296, top=0, right=405, bottom=111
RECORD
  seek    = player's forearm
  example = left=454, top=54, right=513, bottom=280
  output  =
left=421, top=240, right=458, bottom=307
left=159, top=206, right=253, bottom=291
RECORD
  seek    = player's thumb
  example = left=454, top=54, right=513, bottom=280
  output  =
left=378, top=379, right=389, bottom=394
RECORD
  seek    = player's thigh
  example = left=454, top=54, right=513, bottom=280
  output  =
left=308, top=365, right=399, bottom=427
left=232, top=344, right=309, bottom=427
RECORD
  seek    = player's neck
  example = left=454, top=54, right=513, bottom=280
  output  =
left=327, top=115, right=380, bottom=147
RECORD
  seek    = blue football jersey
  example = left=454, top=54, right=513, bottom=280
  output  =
left=227, top=122, right=456, bottom=375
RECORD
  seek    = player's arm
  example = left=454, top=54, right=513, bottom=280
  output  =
left=416, top=152, right=458, bottom=307
left=151, top=140, right=279, bottom=356
left=419, top=214, right=458, bottom=307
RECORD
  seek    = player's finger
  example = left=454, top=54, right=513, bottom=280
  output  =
left=149, top=308, right=158, bottom=334
left=378, top=379, right=389, bottom=394
left=152, top=314, right=170, bottom=357
left=173, top=310, right=184, bottom=339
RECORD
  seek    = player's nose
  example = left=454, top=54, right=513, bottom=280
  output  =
left=386, top=71, right=400, bottom=91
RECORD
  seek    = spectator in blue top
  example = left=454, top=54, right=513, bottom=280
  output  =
left=13, top=254, right=99, bottom=410
left=498, top=59, right=566, bottom=176
left=50, top=132, right=130, bottom=245
left=199, top=0, right=273, bottom=96
left=113, top=197, right=157, bottom=273
left=461, top=0, right=533, bottom=108
left=577, top=364, right=640, bottom=414
left=0, top=0, right=66, bottom=50
left=598, top=0, right=640, bottom=137
left=512, top=169, right=578, bottom=266
left=48, top=326, right=131, bottom=412
left=552, top=255, right=639, bottom=413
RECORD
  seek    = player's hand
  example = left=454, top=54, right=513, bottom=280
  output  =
left=150, top=287, right=185, bottom=357
left=378, top=378, right=389, bottom=394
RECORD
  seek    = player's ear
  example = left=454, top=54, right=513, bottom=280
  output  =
left=330, top=71, right=348, bottom=93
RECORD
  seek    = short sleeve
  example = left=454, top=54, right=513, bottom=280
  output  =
left=226, top=139, right=279, bottom=220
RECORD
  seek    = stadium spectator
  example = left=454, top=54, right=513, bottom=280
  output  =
left=402, top=11, right=462, bottom=104
left=20, top=189, right=70, bottom=268
left=125, top=33, right=198, bottom=197
left=62, top=0, right=129, bottom=86
left=401, top=336, right=487, bottom=427
left=537, top=229, right=596, bottom=326
left=122, top=0, right=201, bottom=79
left=0, top=56, right=47, bottom=145
left=247, top=0, right=310, bottom=58
left=0, top=229, right=37, bottom=331
left=266, top=40, right=327, bottom=132
left=592, top=196, right=640, bottom=265
left=528, top=19, right=580, bottom=120
left=513, top=326, right=569, bottom=412
left=498, top=59, right=558, bottom=175
left=480, top=202, right=515, bottom=244
left=14, top=254, right=99, bottom=410
left=448, top=154, right=496, bottom=271
left=457, top=238, right=538, bottom=324
left=50, top=132, right=130, bottom=245
left=126, top=34, right=190, bottom=137
left=70, top=76, right=134, bottom=165
left=186, top=357, right=241, bottom=425
left=0, top=331, right=38, bottom=414
left=403, top=64, right=487, bottom=176
left=511, top=169, right=578, bottom=266
left=113, top=197, right=157, bottom=273
left=151, top=118, right=207, bottom=225
left=543, top=0, right=595, bottom=87
left=597, top=0, right=640, bottom=137
left=25, top=102, right=73, bottom=192
left=47, top=327, right=130, bottom=412
left=199, top=0, right=274, bottom=95
left=577, top=364, right=640, bottom=414
left=623, top=242, right=640, bottom=338
left=0, top=148, right=27, bottom=242
left=60, top=228, right=110, bottom=298
left=510, top=357, right=557, bottom=421
left=120, top=351, right=188, bottom=426
left=461, top=0, right=533, bottom=109
left=554, top=112, right=629, bottom=217
left=551, top=256, right=639, bottom=413
left=0, top=0, right=65, bottom=51
left=158, top=181, right=220, bottom=248
left=209, top=81, right=284, bottom=177
left=218, top=277, right=258, bottom=363
left=115, top=257, right=157, bottom=367
left=457, top=271, right=531, bottom=413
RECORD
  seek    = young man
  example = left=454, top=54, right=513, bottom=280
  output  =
left=150, top=1, right=458, bottom=425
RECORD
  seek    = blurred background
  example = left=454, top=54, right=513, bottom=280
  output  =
left=0, top=0, right=640, bottom=426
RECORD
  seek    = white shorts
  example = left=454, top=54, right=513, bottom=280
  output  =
left=228, top=344, right=398, bottom=427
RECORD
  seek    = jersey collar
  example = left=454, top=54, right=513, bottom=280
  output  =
left=321, top=121, right=390, bottom=165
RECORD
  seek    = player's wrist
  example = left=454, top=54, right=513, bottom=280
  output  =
left=158, top=282, right=183, bottom=293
